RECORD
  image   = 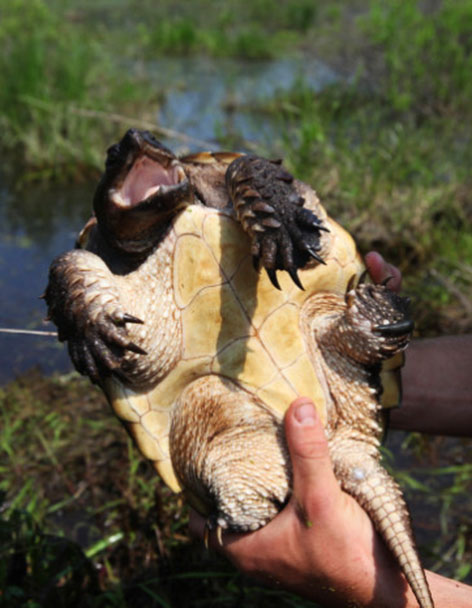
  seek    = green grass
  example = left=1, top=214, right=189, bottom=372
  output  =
left=1, top=372, right=470, bottom=606
left=359, top=0, right=472, bottom=114
left=384, top=433, right=472, bottom=583
left=0, top=0, right=154, bottom=176
left=0, top=372, right=317, bottom=607
left=101, top=0, right=321, bottom=59
left=235, top=0, right=472, bottom=331
left=0, top=0, right=337, bottom=174
left=240, top=76, right=472, bottom=332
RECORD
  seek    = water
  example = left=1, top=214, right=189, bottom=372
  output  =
left=0, top=171, right=95, bottom=381
left=0, top=55, right=338, bottom=382
left=151, top=56, right=339, bottom=152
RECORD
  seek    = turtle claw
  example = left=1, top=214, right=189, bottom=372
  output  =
left=381, top=275, right=394, bottom=287
left=122, top=313, right=145, bottom=325
left=202, top=520, right=224, bottom=549
left=216, top=525, right=224, bottom=547
left=358, top=269, right=369, bottom=285
left=127, top=341, right=148, bottom=355
left=297, top=207, right=325, bottom=229
left=373, top=319, right=414, bottom=336
left=203, top=525, right=210, bottom=550
left=306, top=246, right=326, bottom=266
left=346, top=274, right=357, bottom=294
left=111, top=311, right=145, bottom=326
left=288, top=267, right=304, bottom=290
left=266, top=268, right=281, bottom=290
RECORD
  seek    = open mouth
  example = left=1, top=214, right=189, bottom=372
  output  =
left=111, top=154, right=187, bottom=208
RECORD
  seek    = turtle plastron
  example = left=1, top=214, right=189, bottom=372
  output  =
left=45, top=130, right=434, bottom=608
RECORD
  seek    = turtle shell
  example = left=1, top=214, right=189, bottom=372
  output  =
left=47, top=136, right=429, bottom=607
left=103, top=202, right=369, bottom=492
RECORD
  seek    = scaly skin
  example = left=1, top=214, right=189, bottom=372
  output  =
left=302, top=285, right=432, bottom=608
left=45, top=129, right=434, bottom=608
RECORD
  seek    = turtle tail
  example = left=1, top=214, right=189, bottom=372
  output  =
left=330, top=440, right=434, bottom=608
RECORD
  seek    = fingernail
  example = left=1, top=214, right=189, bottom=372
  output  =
left=294, top=400, right=317, bottom=426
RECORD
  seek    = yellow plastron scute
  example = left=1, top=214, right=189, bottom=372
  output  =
left=107, top=205, right=366, bottom=492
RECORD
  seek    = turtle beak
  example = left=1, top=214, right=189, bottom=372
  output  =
left=94, top=129, right=192, bottom=255
left=105, top=163, right=192, bottom=254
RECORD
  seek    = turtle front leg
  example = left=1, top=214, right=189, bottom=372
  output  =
left=225, top=155, right=328, bottom=289
left=45, top=249, right=146, bottom=384
left=169, top=375, right=291, bottom=533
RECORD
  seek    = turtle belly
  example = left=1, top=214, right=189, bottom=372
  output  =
left=107, top=205, right=364, bottom=498
left=173, top=205, right=366, bottom=425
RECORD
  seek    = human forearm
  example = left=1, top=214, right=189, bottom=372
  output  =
left=391, top=335, right=472, bottom=436
left=424, top=570, right=472, bottom=608
left=191, top=400, right=472, bottom=608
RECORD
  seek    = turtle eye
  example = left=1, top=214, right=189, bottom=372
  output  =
left=143, top=131, right=160, bottom=146
left=106, top=143, right=121, bottom=168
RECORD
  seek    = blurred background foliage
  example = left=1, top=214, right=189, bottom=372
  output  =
left=0, top=0, right=471, bottom=606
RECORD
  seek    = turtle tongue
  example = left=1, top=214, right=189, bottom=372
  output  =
left=119, top=156, right=182, bottom=207
left=104, top=155, right=191, bottom=255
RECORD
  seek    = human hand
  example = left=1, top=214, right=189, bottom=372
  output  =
left=364, top=251, right=402, bottom=293
left=190, top=398, right=411, bottom=607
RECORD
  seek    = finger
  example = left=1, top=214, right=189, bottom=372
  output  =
left=364, top=251, right=402, bottom=292
left=284, top=398, right=340, bottom=510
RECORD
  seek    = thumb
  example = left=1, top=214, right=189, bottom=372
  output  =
left=284, top=397, right=339, bottom=508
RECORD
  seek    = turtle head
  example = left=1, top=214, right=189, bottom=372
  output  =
left=93, top=129, right=191, bottom=255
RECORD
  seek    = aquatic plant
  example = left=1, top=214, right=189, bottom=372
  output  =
left=0, top=0, right=151, bottom=176
left=360, top=0, right=472, bottom=114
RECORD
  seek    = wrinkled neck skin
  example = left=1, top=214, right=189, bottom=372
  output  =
left=96, top=204, right=170, bottom=263
left=77, top=206, right=172, bottom=275
left=88, top=219, right=174, bottom=275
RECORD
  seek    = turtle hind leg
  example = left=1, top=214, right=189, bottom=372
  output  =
left=169, top=376, right=291, bottom=532
left=225, top=155, right=328, bottom=290
left=330, top=438, right=434, bottom=608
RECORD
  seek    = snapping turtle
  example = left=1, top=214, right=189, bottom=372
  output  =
left=45, top=129, right=433, bottom=608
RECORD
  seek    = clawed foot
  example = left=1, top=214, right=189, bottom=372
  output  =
left=66, top=308, right=147, bottom=384
left=203, top=519, right=225, bottom=549
left=254, top=202, right=328, bottom=291
left=226, top=155, right=329, bottom=290
left=45, top=250, right=149, bottom=385
left=343, top=280, right=413, bottom=363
